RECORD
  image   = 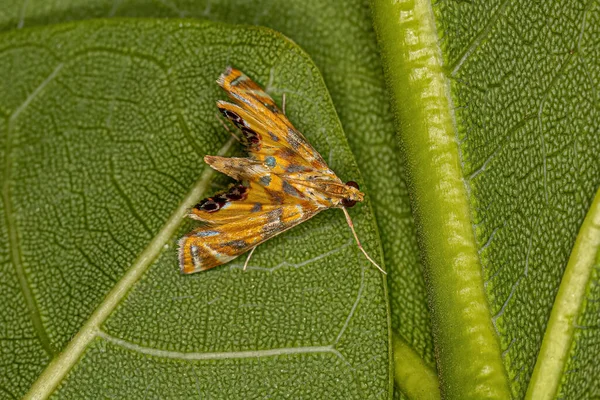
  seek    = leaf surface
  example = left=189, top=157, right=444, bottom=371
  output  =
left=436, top=1, right=600, bottom=397
left=0, top=2, right=434, bottom=395
left=3, top=0, right=598, bottom=399
left=0, top=19, right=390, bottom=399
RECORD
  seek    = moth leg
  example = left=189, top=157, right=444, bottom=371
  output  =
left=243, top=246, right=257, bottom=271
left=215, top=112, right=241, bottom=142
left=341, top=208, right=386, bottom=275
left=282, top=93, right=286, bottom=115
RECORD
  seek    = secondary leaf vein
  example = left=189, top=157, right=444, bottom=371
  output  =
left=97, top=330, right=341, bottom=361
left=3, top=63, right=64, bottom=358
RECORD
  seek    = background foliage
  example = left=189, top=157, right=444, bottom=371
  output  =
left=0, top=0, right=598, bottom=399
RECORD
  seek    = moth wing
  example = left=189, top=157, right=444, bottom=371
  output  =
left=217, top=67, right=337, bottom=179
left=179, top=200, right=322, bottom=274
left=189, top=161, right=311, bottom=225
left=189, top=181, right=273, bottom=224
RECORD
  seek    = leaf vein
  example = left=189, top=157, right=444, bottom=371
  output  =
left=449, top=0, right=512, bottom=75
left=3, top=63, right=64, bottom=358
left=97, top=330, right=340, bottom=361
left=23, top=137, right=236, bottom=400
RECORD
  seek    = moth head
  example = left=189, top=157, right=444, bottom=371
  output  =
left=341, top=181, right=364, bottom=208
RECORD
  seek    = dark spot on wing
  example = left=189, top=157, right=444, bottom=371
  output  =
left=219, top=108, right=244, bottom=126
left=279, top=147, right=296, bottom=160
left=241, top=127, right=261, bottom=145
left=259, top=175, right=272, bottom=187
left=263, top=208, right=284, bottom=232
left=225, top=184, right=248, bottom=201
left=287, top=128, right=300, bottom=149
left=218, top=107, right=262, bottom=149
left=194, top=185, right=248, bottom=212
left=268, top=132, right=280, bottom=141
left=265, top=103, right=279, bottom=113
left=265, top=156, right=277, bottom=168
left=282, top=181, right=303, bottom=198
left=251, top=203, right=262, bottom=212
left=223, top=240, right=247, bottom=250
left=265, top=188, right=284, bottom=204
left=194, top=196, right=227, bottom=213
left=286, top=164, right=310, bottom=173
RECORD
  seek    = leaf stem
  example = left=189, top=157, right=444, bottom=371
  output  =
left=526, top=188, right=600, bottom=399
left=370, top=0, right=511, bottom=398
left=392, top=333, right=440, bottom=400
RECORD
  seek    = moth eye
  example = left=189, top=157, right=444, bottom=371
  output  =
left=346, top=181, right=360, bottom=190
left=342, top=181, right=359, bottom=208
left=342, top=198, right=357, bottom=208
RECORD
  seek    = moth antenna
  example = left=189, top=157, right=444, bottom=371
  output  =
left=215, top=112, right=241, bottom=142
left=342, top=207, right=386, bottom=275
left=282, top=93, right=286, bottom=115
left=243, top=246, right=257, bottom=271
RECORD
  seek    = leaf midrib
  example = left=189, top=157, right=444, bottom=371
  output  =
left=24, top=137, right=236, bottom=400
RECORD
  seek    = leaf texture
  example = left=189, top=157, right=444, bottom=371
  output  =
left=0, top=0, right=433, bottom=380
left=0, top=19, right=390, bottom=399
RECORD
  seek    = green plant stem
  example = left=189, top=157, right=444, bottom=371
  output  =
left=370, top=0, right=511, bottom=398
left=526, top=188, right=600, bottom=399
left=393, top=333, right=440, bottom=400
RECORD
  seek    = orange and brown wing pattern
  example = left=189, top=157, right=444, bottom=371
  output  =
left=178, top=67, right=371, bottom=274
left=179, top=184, right=321, bottom=273
left=188, top=179, right=292, bottom=223
left=216, top=67, right=337, bottom=179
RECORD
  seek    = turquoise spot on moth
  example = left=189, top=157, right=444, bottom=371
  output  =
left=265, top=156, right=276, bottom=168
left=259, top=175, right=272, bottom=186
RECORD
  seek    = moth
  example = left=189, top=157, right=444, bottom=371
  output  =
left=178, top=67, right=385, bottom=274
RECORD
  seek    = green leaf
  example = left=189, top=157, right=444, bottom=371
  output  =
left=0, top=19, right=390, bottom=398
left=392, top=334, right=440, bottom=400
left=0, top=3, right=434, bottom=398
left=436, top=0, right=600, bottom=397
left=372, top=0, right=600, bottom=398
left=3, top=0, right=599, bottom=399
